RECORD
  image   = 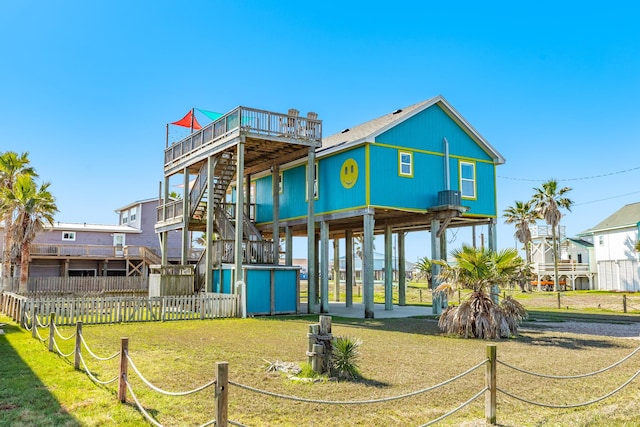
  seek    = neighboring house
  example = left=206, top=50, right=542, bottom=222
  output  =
left=0, top=198, right=187, bottom=279
left=578, top=202, right=640, bottom=291
left=530, top=224, right=596, bottom=290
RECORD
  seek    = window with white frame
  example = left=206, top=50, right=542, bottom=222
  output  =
left=398, top=151, right=413, bottom=177
left=460, top=161, right=476, bottom=199
left=129, top=206, right=137, bottom=221
left=598, top=236, right=604, bottom=246
left=62, top=231, right=76, bottom=241
left=122, top=210, right=128, bottom=224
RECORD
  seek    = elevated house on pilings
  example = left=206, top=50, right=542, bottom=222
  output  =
left=155, top=97, right=505, bottom=318
left=155, top=107, right=322, bottom=316
left=252, top=95, right=506, bottom=318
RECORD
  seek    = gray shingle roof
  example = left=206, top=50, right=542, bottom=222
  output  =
left=580, top=201, right=640, bottom=234
left=320, top=95, right=505, bottom=164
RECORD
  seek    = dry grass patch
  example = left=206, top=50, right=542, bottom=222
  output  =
left=4, top=314, right=640, bottom=426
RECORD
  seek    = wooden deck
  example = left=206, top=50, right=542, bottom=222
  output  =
left=163, top=106, right=322, bottom=177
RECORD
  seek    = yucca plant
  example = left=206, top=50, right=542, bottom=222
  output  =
left=330, top=336, right=362, bottom=380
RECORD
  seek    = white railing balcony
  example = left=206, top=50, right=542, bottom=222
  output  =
left=530, top=224, right=566, bottom=239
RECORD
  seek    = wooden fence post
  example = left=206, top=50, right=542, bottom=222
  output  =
left=74, top=322, right=82, bottom=370
left=312, top=343, right=324, bottom=373
left=48, top=312, right=55, bottom=352
left=557, top=292, right=561, bottom=309
left=485, top=344, right=497, bottom=425
left=118, top=338, right=129, bottom=403
left=215, top=361, right=228, bottom=427
left=623, top=295, right=627, bottom=313
left=307, top=324, right=319, bottom=365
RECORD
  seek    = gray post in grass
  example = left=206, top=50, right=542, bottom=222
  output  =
left=74, top=322, right=82, bottom=370
left=485, top=344, right=497, bottom=424
left=48, top=313, right=55, bottom=352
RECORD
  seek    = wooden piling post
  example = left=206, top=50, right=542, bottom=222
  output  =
left=485, top=344, right=497, bottom=425
left=557, top=292, right=561, bottom=309
left=623, top=295, right=627, bottom=313
left=74, top=322, right=82, bottom=370
left=48, top=313, right=55, bottom=352
left=215, top=362, right=228, bottom=427
left=118, top=338, right=129, bottom=403
left=319, top=315, right=331, bottom=335
left=312, top=343, right=324, bottom=373
left=307, top=324, right=319, bottom=365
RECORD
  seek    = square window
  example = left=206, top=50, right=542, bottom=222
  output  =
left=62, top=231, right=76, bottom=241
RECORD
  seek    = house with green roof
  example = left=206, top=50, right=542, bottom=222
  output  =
left=578, top=202, right=640, bottom=291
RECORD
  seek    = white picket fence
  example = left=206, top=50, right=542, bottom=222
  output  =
left=1, top=292, right=239, bottom=326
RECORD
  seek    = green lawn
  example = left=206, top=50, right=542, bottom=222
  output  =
left=3, top=308, right=640, bottom=426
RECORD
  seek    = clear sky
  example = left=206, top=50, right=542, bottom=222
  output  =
left=2, top=1, right=639, bottom=262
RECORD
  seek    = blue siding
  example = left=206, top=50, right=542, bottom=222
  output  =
left=377, top=104, right=493, bottom=161
left=274, top=270, right=297, bottom=312
left=371, top=104, right=497, bottom=216
left=256, top=146, right=367, bottom=223
left=370, top=145, right=444, bottom=209
left=246, top=270, right=271, bottom=313
left=255, top=103, right=498, bottom=221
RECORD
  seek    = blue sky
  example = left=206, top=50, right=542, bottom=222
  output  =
left=2, top=1, right=639, bottom=262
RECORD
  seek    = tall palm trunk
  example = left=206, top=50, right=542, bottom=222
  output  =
left=552, top=225, right=559, bottom=292
left=19, top=241, right=29, bottom=293
left=2, top=212, right=11, bottom=288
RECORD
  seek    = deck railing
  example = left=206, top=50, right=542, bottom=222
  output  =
left=30, top=244, right=161, bottom=261
left=2, top=276, right=148, bottom=295
left=164, top=106, right=322, bottom=166
left=532, top=262, right=591, bottom=273
left=211, top=239, right=275, bottom=265
left=530, top=224, right=566, bottom=239
left=156, top=199, right=183, bottom=223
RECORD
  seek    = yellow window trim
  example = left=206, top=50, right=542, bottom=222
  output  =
left=398, top=150, right=413, bottom=178
left=459, top=160, right=477, bottom=200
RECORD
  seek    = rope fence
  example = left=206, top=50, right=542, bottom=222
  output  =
left=16, top=311, right=640, bottom=426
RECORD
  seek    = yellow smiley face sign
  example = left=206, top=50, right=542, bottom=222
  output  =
left=340, top=158, right=358, bottom=189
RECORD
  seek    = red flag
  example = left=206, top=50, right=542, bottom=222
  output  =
left=171, top=110, right=202, bottom=130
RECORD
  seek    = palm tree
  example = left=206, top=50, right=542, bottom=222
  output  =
left=0, top=151, right=37, bottom=289
left=414, top=256, right=432, bottom=286
left=503, top=200, right=538, bottom=265
left=435, top=245, right=527, bottom=339
left=532, top=179, right=573, bottom=292
left=3, top=174, right=57, bottom=293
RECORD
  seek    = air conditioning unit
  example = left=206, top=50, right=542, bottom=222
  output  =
left=437, top=190, right=461, bottom=206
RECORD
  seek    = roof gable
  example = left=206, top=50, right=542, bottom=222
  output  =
left=321, top=95, right=505, bottom=164
left=580, top=202, right=640, bottom=235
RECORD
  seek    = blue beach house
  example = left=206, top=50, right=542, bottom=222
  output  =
left=156, top=96, right=505, bottom=318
